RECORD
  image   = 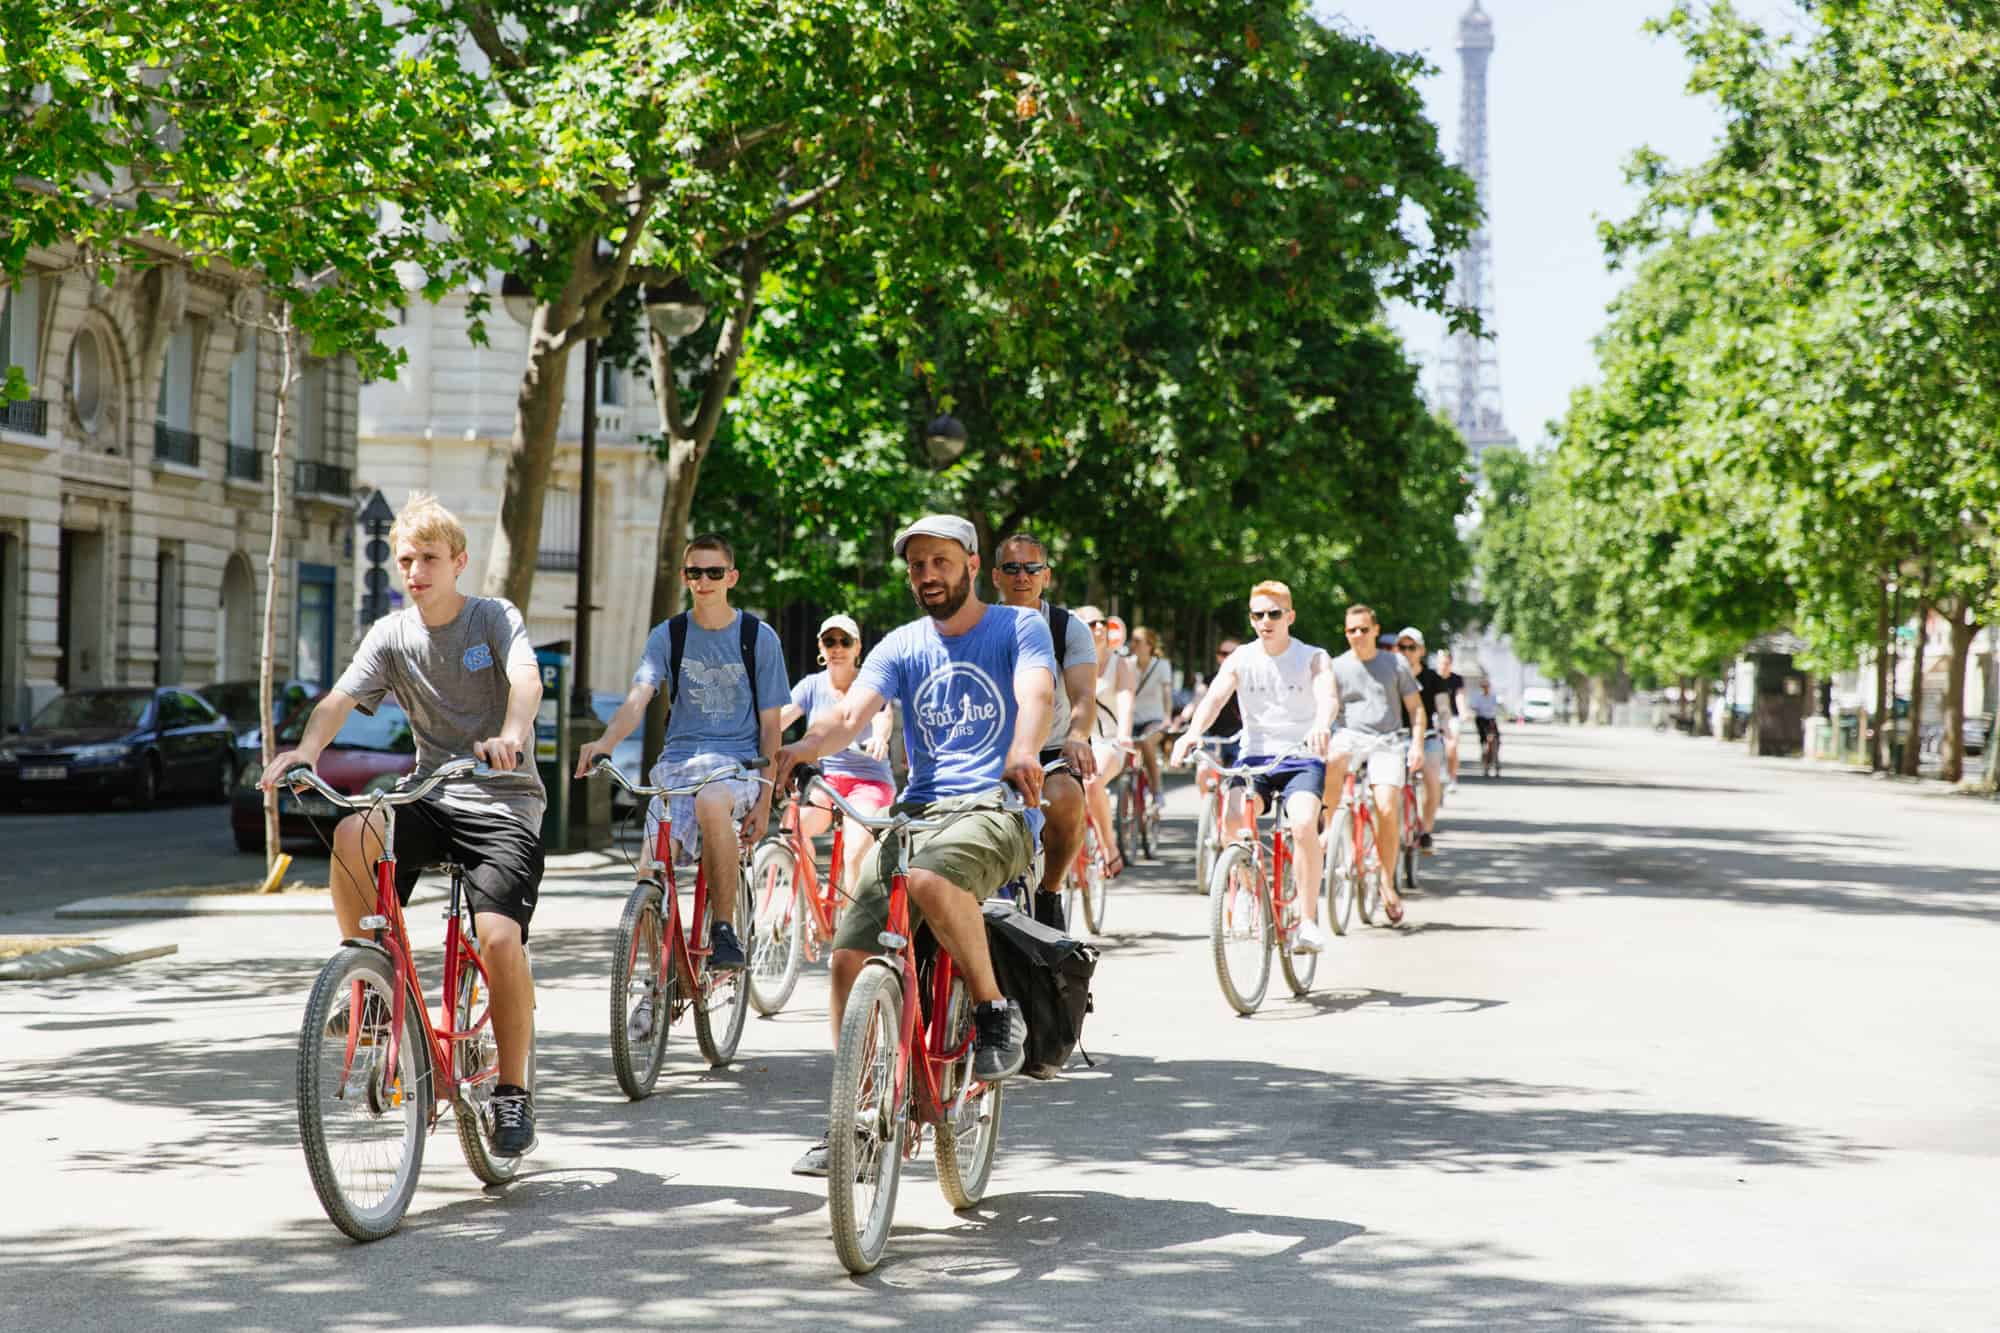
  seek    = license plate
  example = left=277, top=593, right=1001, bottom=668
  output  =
left=280, top=792, right=339, bottom=818
left=21, top=765, right=67, bottom=781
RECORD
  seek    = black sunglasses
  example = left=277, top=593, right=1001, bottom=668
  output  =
left=1088, top=619, right=1108, bottom=630
left=1398, top=642, right=1420, bottom=651
left=683, top=565, right=729, bottom=581
left=1249, top=609, right=1285, bottom=622
left=997, top=561, right=1047, bottom=576
left=819, top=633, right=855, bottom=648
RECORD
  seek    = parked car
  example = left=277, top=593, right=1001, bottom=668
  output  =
left=230, top=699, right=416, bottom=852
left=0, top=687, right=237, bottom=808
left=200, top=678, right=322, bottom=744
left=1520, top=686, right=1556, bottom=723
left=592, top=691, right=646, bottom=815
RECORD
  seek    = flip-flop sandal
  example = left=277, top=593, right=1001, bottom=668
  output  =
left=1384, top=896, right=1405, bottom=926
left=1105, top=851, right=1127, bottom=879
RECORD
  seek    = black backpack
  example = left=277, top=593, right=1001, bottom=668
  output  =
left=982, top=901, right=1098, bottom=1079
left=667, top=610, right=763, bottom=717
left=1046, top=604, right=1072, bottom=673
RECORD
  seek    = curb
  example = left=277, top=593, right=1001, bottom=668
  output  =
left=0, top=942, right=179, bottom=981
left=54, top=884, right=442, bottom=920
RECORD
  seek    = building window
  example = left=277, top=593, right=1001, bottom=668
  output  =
left=598, top=358, right=624, bottom=408
left=153, top=322, right=200, bottom=466
left=2, top=275, right=40, bottom=379
left=296, top=361, right=326, bottom=461
left=537, top=489, right=579, bottom=570
left=69, top=327, right=104, bottom=430
left=227, top=335, right=259, bottom=481
left=296, top=562, right=336, bottom=686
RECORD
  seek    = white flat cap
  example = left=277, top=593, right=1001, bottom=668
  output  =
left=893, top=514, right=977, bottom=557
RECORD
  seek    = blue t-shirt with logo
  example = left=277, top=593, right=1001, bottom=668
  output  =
left=634, top=612, right=792, bottom=763
left=790, top=670, right=895, bottom=786
left=856, top=604, right=1057, bottom=834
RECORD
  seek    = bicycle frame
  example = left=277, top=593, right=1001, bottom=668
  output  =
left=635, top=811, right=716, bottom=1011
left=868, top=834, right=983, bottom=1144
left=776, top=797, right=844, bottom=960
left=1218, top=777, right=1296, bottom=924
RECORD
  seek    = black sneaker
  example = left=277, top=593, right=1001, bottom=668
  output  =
left=489, top=1084, right=537, bottom=1158
left=972, top=999, right=1027, bottom=1082
left=1419, top=832, right=1435, bottom=856
left=708, top=920, right=746, bottom=971
left=1033, top=890, right=1067, bottom=932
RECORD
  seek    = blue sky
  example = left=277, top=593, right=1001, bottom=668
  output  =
left=1318, top=1, right=1785, bottom=449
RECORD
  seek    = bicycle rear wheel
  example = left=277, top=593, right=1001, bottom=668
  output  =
left=453, top=946, right=535, bottom=1185
left=1135, top=773, right=1155, bottom=860
left=1276, top=856, right=1318, bottom=996
left=1324, top=807, right=1357, bottom=937
left=1356, top=818, right=1383, bottom=926
left=1208, top=844, right=1271, bottom=1015
left=1194, top=790, right=1219, bottom=894
left=694, top=889, right=753, bottom=1066
left=610, top=880, right=674, bottom=1100
left=1401, top=818, right=1421, bottom=894
left=828, top=963, right=906, bottom=1274
left=748, top=840, right=805, bottom=1017
left=934, top=975, right=1002, bottom=1208
left=1114, top=774, right=1138, bottom=865
left=297, top=947, right=429, bottom=1242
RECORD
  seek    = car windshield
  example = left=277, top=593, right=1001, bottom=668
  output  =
left=277, top=702, right=416, bottom=754
left=200, top=683, right=257, bottom=723
left=32, top=692, right=151, bottom=730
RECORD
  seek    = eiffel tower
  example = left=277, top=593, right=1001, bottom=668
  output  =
left=1447, top=0, right=1516, bottom=463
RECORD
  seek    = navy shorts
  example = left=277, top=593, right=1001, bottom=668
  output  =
left=1237, top=757, right=1326, bottom=811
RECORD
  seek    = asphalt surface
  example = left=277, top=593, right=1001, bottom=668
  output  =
left=5, top=728, right=1998, bottom=1330
left=0, top=797, right=259, bottom=915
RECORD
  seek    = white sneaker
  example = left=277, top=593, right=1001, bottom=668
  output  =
left=1294, top=918, right=1328, bottom=953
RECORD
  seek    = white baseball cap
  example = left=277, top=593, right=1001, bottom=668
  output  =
left=817, top=614, right=861, bottom=641
left=1396, top=626, right=1426, bottom=649
left=893, top=514, right=977, bottom=557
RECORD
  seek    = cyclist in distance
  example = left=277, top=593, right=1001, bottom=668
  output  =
left=1468, top=672, right=1501, bottom=763
left=775, top=514, right=1056, bottom=1173
left=1076, top=605, right=1137, bottom=877
left=1396, top=627, right=1451, bottom=855
left=1323, top=604, right=1425, bottom=924
left=776, top=613, right=896, bottom=902
left=1128, top=626, right=1174, bottom=825
left=1171, top=580, right=1336, bottom=951
left=1176, top=637, right=1244, bottom=800
left=577, top=532, right=790, bottom=972
left=991, top=533, right=1099, bottom=928
left=1436, top=646, right=1468, bottom=791
left=261, top=493, right=546, bottom=1156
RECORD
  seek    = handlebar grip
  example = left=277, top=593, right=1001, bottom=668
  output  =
left=744, top=756, right=771, bottom=771
left=790, top=762, right=821, bottom=791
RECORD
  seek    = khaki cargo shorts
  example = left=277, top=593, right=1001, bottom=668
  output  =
left=830, top=791, right=1034, bottom=954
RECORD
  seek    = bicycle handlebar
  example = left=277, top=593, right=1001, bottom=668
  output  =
left=587, top=754, right=772, bottom=799
left=1191, top=741, right=1312, bottom=779
left=282, top=756, right=499, bottom=811
left=789, top=758, right=1056, bottom=834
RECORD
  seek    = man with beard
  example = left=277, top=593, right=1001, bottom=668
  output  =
left=775, top=515, right=1056, bottom=1176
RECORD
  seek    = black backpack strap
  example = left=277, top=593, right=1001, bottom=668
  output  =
left=667, top=612, right=690, bottom=708
left=738, top=610, right=762, bottom=718
left=1047, top=604, right=1071, bottom=673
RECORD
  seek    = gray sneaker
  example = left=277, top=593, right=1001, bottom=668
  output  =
left=791, top=1134, right=831, bottom=1178
left=627, top=991, right=655, bottom=1043
left=972, top=999, right=1027, bottom=1082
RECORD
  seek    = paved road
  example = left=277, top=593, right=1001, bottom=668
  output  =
left=0, top=798, right=260, bottom=916
left=5, top=728, right=1997, bottom=1329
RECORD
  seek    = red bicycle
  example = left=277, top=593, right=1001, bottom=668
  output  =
left=1195, top=746, right=1321, bottom=1014
left=590, top=757, right=767, bottom=1099
left=1064, top=814, right=1111, bottom=935
left=745, top=786, right=851, bottom=1016
left=1323, top=731, right=1409, bottom=929
left=1113, top=738, right=1162, bottom=862
left=286, top=758, right=535, bottom=1242
left=1397, top=755, right=1424, bottom=895
left=792, top=766, right=1021, bottom=1274
left=1190, top=733, right=1241, bottom=894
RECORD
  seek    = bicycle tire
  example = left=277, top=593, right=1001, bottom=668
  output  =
left=1082, top=830, right=1108, bottom=934
left=1276, top=854, right=1318, bottom=996
left=1324, top=807, right=1357, bottom=937
left=827, top=963, right=906, bottom=1274
left=1194, top=790, right=1219, bottom=894
left=1208, top=844, right=1271, bottom=1015
left=693, top=888, right=753, bottom=1066
left=453, top=948, right=535, bottom=1185
left=747, top=840, right=805, bottom=1017
left=1114, top=774, right=1138, bottom=866
left=297, top=947, right=429, bottom=1242
left=1135, top=773, right=1154, bottom=860
left=609, top=881, right=673, bottom=1100
left=934, top=975, right=1002, bottom=1209
left=1357, top=817, right=1383, bottom=926
left=1402, top=806, right=1421, bottom=893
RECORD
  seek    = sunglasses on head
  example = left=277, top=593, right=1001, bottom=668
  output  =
left=683, top=564, right=729, bottom=582
left=997, top=561, right=1047, bottom=576
left=819, top=633, right=855, bottom=648
left=1249, top=608, right=1285, bottom=622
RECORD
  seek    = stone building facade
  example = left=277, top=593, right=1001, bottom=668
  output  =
left=0, top=246, right=360, bottom=729
left=360, top=289, right=669, bottom=695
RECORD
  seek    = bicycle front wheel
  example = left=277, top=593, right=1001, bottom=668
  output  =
left=747, top=840, right=805, bottom=1017
left=1357, top=818, right=1383, bottom=926
left=1208, top=844, right=1271, bottom=1015
left=453, top=948, right=535, bottom=1185
left=1194, top=790, right=1219, bottom=894
left=934, top=975, right=1002, bottom=1209
left=1324, top=807, right=1357, bottom=937
left=297, top=947, right=430, bottom=1242
left=1136, top=775, right=1155, bottom=860
left=610, top=881, right=673, bottom=1100
left=693, top=890, right=753, bottom=1066
left=1277, top=857, right=1318, bottom=997
left=1114, top=774, right=1138, bottom=865
left=828, top=963, right=906, bottom=1274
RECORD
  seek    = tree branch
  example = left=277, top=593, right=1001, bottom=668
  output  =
left=690, top=241, right=768, bottom=446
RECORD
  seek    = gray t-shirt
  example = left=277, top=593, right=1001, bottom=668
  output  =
left=633, top=611, right=791, bottom=764
left=1041, top=602, right=1099, bottom=749
left=1331, top=648, right=1419, bottom=736
left=334, top=596, right=546, bottom=828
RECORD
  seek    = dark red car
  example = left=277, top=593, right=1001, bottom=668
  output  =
left=230, top=699, right=416, bottom=852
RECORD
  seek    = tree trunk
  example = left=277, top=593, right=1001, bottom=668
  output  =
left=1694, top=676, right=1713, bottom=737
left=259, top=317, right=298, bottom=874
left=1677, top=674, right=1692, bottom=729
left=1568, top=673, right=1591, bottom=726
left=639, top=245, right=769, bottom=772
left=1870, top=580, right=1890, bottom=771
left=1939, top=602, right=1978, bottom=784
left=1900, top=596, right=1930, bottom=777
left=481, top=302, right=577, bottom=609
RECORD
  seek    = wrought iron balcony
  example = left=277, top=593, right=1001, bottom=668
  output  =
left=295, top=459, right=351, bottom=496
left=1, top=397, right=48, bottom=436
left=225, top=444, right=261, bottom=482
left=153, top=422, right=201, bottom=467
left=536, top=548, right=580, bottom=572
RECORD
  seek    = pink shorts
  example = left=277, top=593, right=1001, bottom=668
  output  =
left=827, top=774, right=894, bottom=808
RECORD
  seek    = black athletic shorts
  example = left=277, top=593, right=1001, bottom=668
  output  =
left=1475, top=716, right=1499, bottom=743
left=389, top=797, right=545, bottom=942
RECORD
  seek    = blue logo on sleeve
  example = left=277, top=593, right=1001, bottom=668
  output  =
left=463, top=643, right=494, bottom=672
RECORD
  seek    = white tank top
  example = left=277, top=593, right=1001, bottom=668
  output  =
left=1227, top=639, right=1327, bottom=756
